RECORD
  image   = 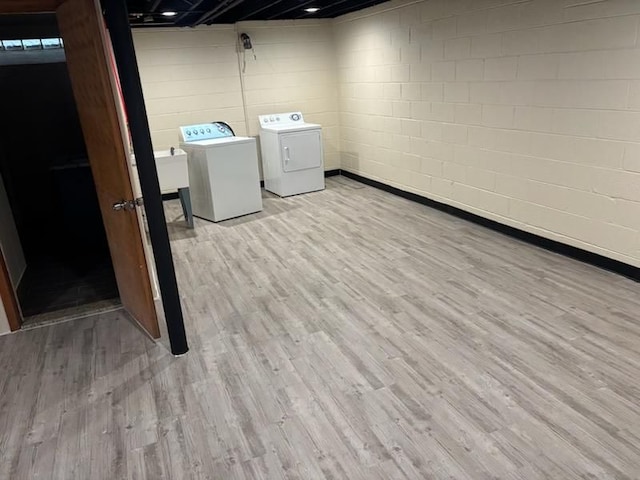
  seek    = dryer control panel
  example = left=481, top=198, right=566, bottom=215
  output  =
left=180, top=122, right=234, bottom=142
left=259, top=112, right=305, bottom=127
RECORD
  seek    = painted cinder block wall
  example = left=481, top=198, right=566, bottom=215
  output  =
left=235, top=20, right=340, bottom=170
left=335, top=0, right=640, bottom=267
left=133, top=26, right=246, bottom=147
left=133, top=20, right=340, bottom=170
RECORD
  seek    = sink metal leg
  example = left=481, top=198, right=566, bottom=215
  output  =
left=178, top=187, right=194, bottom=228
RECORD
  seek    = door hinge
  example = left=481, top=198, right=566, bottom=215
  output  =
left=112, top=197, right=144, bottom=211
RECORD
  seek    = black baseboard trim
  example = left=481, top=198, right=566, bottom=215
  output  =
left=339, top=169, right=640, bottom=282
left=162, top=192, right=179, bottom=201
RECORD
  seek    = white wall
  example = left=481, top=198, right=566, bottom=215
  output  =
left=335, top=0, right=640, bottom=267
left=133, top=20, right=340, bottom=169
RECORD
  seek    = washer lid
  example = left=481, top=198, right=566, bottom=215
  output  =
left=260, top=123, right=321, bottom=133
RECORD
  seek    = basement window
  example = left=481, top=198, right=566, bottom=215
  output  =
left=0, top=38, right=64, bottom=52
left=42, top=38, right=63, bottom=49
left=22, top=39, right=43, bottom=50
left=1, top=40, right=23, bottom=51
left=0, top=38, right=66, bottom=65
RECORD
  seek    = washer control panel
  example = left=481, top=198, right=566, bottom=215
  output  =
left=180, top=122, right=234, bottom=142
left=259, top=112, right=305, bottom=127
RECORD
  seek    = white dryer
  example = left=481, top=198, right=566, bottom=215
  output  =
left=179, top=122, right=262, bottom=222
left=259, top=112, right=324, bottom=197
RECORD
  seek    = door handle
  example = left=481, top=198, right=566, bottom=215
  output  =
left=113, top=200, right=134, bottom=211
left=113, top=198, right=143, bottom=211
left=284, top=146, right=290, bottom=164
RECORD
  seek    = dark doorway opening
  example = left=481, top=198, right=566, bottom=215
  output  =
left=0, top=48, right=119, bottom=324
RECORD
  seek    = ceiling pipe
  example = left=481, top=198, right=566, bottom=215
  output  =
left=236, top=0, right=288, bottom=21
left=173, top=0, right=209, bottom=24
left=194, top=0, right=247, bottom=25
left=193, top=0, right=237, bottom=24
left=318, top=0, right=385, bottom=18
left=267, top=0, right=317, bottom=20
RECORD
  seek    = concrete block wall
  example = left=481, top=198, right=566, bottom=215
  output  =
left=335, top=0, right=640, bottom=266
left=133, top=20, right=339, bottom=169
left=236, top=20, right=340, bottom=169
left=133, top=26, right=246, bottom=149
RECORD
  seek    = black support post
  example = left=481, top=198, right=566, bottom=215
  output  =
left=103, top=0, right=189, bottom=355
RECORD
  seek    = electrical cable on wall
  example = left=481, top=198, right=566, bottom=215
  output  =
left=240, top=32, right=256, bottom=73
left=235, top=30, right=253, bottom=137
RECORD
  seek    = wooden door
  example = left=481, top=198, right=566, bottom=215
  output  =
left=56, top=0, right=161, bottom=338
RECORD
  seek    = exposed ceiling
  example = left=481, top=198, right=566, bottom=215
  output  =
left=0, top=0, right=387, bottom=38
left=126, top=0, right=388, bottom=27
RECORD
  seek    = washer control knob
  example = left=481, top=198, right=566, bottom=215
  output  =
left=290, top=113, right=300, bottom=121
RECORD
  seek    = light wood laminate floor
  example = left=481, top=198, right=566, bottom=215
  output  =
left=2, top=177, right=640, bottom=479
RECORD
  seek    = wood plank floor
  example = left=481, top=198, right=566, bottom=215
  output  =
left=2, top=176, right=640, bottom=479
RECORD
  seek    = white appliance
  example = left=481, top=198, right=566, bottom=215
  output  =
left=259, top=112, right=324, bottom=197
left=179, top=122, right=262, bottom=222
left=131, top=148, right=193, bottom=228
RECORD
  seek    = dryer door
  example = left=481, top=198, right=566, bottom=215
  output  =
left=280, top=129, right=323, bottom=172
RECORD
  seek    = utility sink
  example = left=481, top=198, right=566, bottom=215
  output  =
left=130, top=148, right=193, bottom=228
left=130, top=148, right=188, bottom=195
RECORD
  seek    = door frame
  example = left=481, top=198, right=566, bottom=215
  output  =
left=0, top=249, right=21, bottom=332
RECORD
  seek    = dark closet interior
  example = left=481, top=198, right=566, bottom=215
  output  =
left=0, top=56, right=119, bottom=320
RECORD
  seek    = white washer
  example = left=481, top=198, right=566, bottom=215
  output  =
left=179, top=122, right=262, bottom=222
left=259, top=112, right=324, bottom=197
